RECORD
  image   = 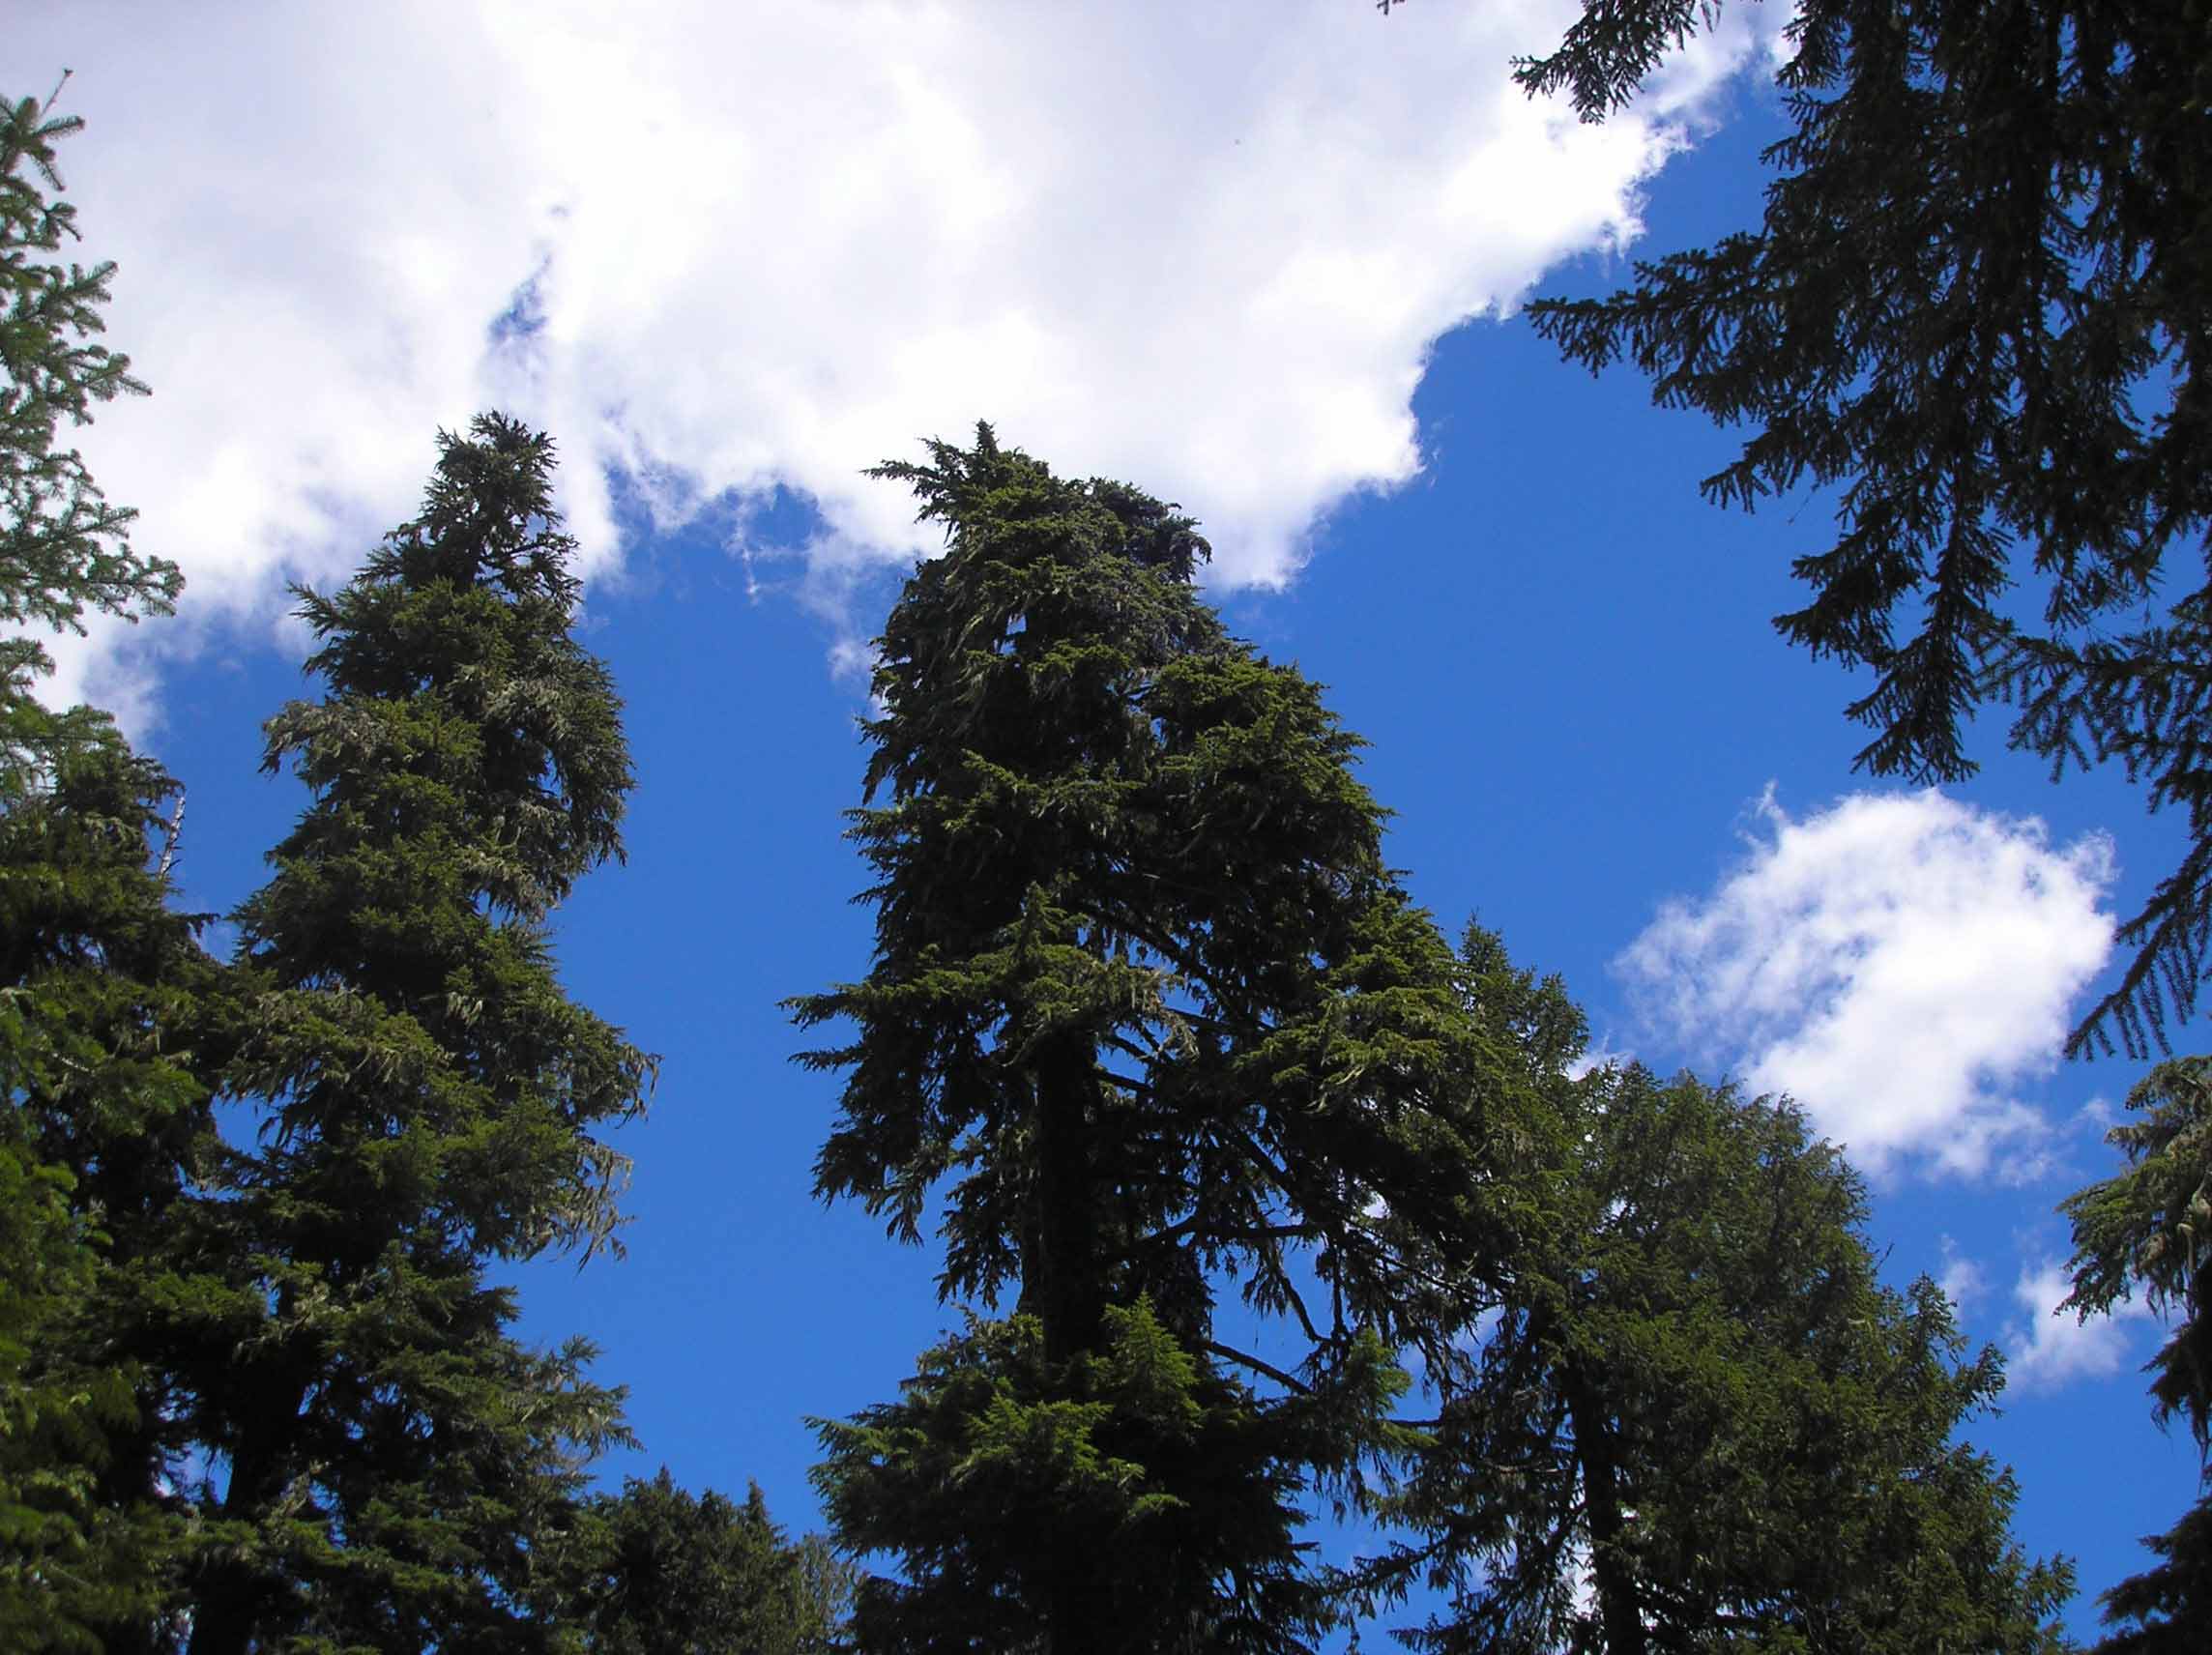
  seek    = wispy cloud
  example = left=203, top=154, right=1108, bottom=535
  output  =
left=1617, top=789, right=2116, bottom=1179
left=1937, top=1234, right=1986, bottom=1314
left=16, top=0, right=1785, bottom=724
left=1563, top=1037, right=1633, bottom=1083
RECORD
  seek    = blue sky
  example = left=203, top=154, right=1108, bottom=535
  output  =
left=15, top=1, right=2198, bottom=1641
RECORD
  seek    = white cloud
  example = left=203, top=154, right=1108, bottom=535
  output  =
left=12, top=0, right=1786, bottom=723
left=1936, top=1234, right=1985, bottom=1313
left=2008, top=1256, right=2153, bottom=1393
left=1563, top=1037, right=1632, bottom=1082
left=1617, top=789, right=2116, bottom=1179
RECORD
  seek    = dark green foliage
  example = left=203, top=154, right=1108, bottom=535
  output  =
left=0, top=78, right=174, bottom=694
left=1374, top=927, right=2075, bottom=1654
left=0, top=88, right=218, bottom=1648
left=0, top=705, right=223, bottom=1653
left=1516, top=0, right=2212, bottom=1055
left=2064, top=1057, right=2212, bottom=1650
left=567, top=1469, right=852, bottom=1655
left=2092, top=1500, right=2212, bottom=1655
left=815, top=1301, right=1411, bottom=1655
left=184, top=416, right=650, bottom=1654
left=797, top=427, right=1526, bottom=1652
left=0, top=1118, right=120, bottom=1652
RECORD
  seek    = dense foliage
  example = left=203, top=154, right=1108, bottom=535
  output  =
left=1373, top=927, right=2074, bottom=1653
left=174, top=415, right=655, bottom=1654
left=568, top=1469, right=854, bottom=1655
left=798, top=427, right=1533, bottom=1652
left=0, top=704, right=229, bottom=1653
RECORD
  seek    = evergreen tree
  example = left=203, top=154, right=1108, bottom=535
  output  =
left=0, top=82, right=218, bottom=1653
left=2063, top=1057, right=2212, bottom=1651
left=797, top=427, right=1530, bottom=1653
left=183, top=415, right=651, bottom=1654
left=1502, top=0, right=2212, bottom=1055
left=1374, top=927, right=2075, bottom=1654
left=0, top=1108, right=118, bottom=1652
left=0, top=704, right=228, bottom=1654
left=0, top=78, right=176, bottom=702
left=568, top=1469, right=853, bottom=1655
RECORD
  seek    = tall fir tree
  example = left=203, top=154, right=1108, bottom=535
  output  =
left=183, top=415, right=651, bottom=1654
left=1375, top=926, right=2076, bottom=1654
left=797, top=427, right=1535, bottom=1654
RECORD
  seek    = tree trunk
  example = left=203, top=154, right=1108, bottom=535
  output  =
left=1027, top=1031, right=1108, bottom=1655
left=1561, top=1362, right=1644, bottom=1655
left=187, top=1362, right=308, bottom=1655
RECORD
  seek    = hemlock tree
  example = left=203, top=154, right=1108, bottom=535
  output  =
left=1500, top=0, right=2212, bottom=1055
left=0, top=80, right=175, bottom=705
left=797, top=428, right=1530, bottom=1654
left=184, top=416, right=651, bottom=1654
left=1374, top=927, right=2075, bottom=1654
left=2063, top=1057, right=2212, bottom=1651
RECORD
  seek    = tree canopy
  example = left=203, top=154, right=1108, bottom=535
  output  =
left=798, top=426, right=1535, bottom=1653
left=181, top=416, right=650, bottom=1654
left=1513, top=0, right=2212, bottom=1056
left=568, top=1469, right=853, bottom=1655
left=1370, top=927, right=2075, bottom=1654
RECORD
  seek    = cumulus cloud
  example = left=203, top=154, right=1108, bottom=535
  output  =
left=2008, top=1257, right=2154, bottom=1393
left=14, top=0, right=1785, bottom=722
left=1617, top=789, right=2116, bottom=1179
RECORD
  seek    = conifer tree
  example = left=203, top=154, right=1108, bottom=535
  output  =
left=0, top=79, right=176, bottom=704
left=0, top=82, right=219, bottom=1653
left=568, top=1469, right=854, bottom=1655
left=0, top=704, right=228, bottom=1654
left=1502, top=0, right=2212, bottom=1055
left=2063, top=1057, right=2212, bottom=1652
left=183, top=415, right=651, bottom=1654
left=1376, top=927, right=2075, bottom=1654
left=798, top=428, right=1530, bottom=1653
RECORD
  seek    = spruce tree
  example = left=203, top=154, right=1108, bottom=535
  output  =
left=183, top=415, right=650, bottom=1654
left=797, top=428, right=1530, bottom=1653
left=1376, top=927, right=2076, bottom=1654
left=1502, top=0, right=2212, bottom=1055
